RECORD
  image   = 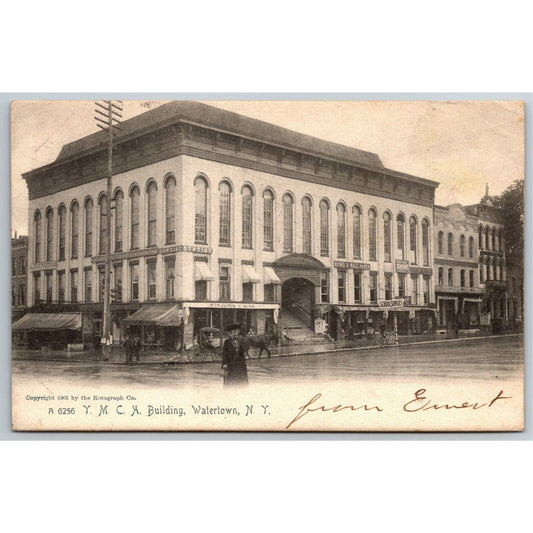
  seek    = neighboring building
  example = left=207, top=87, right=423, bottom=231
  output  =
left=11, top=234, right=28, bottom=322
left=19, top=101, right=440, bottom=349
left=465, top=189, right=507, bottom=329
left=434, top=205, right=484, bottom=329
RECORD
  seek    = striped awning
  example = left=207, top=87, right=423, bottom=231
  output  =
left=12, top=313, right=82, bottom=331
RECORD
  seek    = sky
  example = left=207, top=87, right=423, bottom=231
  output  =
left=11, top=99, right=524, bottom=236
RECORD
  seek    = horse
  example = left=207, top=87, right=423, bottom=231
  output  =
left=240, top=332, right=278, bottom=360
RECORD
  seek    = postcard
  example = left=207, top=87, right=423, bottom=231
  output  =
left=11, top=99, right=524, bottom=431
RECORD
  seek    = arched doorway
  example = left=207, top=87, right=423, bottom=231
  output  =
left=282, top=277, right=315, bottom=328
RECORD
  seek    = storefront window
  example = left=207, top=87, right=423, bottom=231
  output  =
left=219, top=265, right=231, bottom=301
left=384, top=273, right=392, bottom=300
left=147, top=261, right=157, bottom=300
left=353, top=271, right=361, bottom=302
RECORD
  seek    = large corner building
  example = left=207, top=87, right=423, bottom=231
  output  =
left=21, top=102, right=444, bottom=348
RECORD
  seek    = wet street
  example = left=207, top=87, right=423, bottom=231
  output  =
left=12, top=335, right=523, bottom=390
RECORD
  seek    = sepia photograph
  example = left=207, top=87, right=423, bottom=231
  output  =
left=10, top=99, right=525, bottom=431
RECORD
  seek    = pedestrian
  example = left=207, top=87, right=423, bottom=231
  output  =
left=124, top=336, right=133, bottom=364
left=221, top=324, right=248, bottom=388
left=133, top=336, right=142, bottom=363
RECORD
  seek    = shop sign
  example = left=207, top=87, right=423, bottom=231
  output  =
left=334, top=261, right=370, bottom=270
left=378, top=298, right=405, bottom=308
left=187, top=301, right=279, bottom=310
left=480, top=313, right=491, bottom=326
left=183, top=322, right=195, bottom=350
left=314, top=318, right=326, bottom=334
left=409, top=266, right=433, bottom=276
left=395, top=260, right=409, bottom=273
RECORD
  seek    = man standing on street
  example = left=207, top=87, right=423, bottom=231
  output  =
left=221, top=324, right=248, bottom=388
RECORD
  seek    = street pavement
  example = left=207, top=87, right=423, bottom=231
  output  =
left=12, top=334, right=523, bottom=390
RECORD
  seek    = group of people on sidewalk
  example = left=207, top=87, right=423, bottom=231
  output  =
left=124, top=336, right=142, bottom=364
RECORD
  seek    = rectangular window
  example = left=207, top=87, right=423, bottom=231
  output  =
left=320, top=272, right=329, bottom=303
left=242, top=282, right=253, bottom=302
left=460, top=270, right=466, bottom=288
left=398, top=274, right=406, bottom=298
left=114, top=264, right=123, bottom=302
left=411, top=274, right=418, bottom=305
left=130, top=264, right=139, bottom=301
left=469, top=270, right=474, bottom=288
left=57, top=271, right=65, bottom=302
left=337, top=270, right=346, bottom=303
left=195, top=280, right=207, bottom=301
left=423, top=277, right=430, bottom=305
left=264, top=284, right=276, bottom=303
left=384, top=273, right=392, bottom=300
left=369, top=272, right=378, bottom=303
left=165, top=260, right=175, bottom=300
left=353, top=272, right=361, bottom=302
left=84, top=268, right=92, bottom=302
left=219, top=265, right=231, bottom=301
left=70, top=270, right=78, bottom=302
left=98, top=268, right=105, bottom=302
left=147, top=261, right=157, bottom=300
left=45, top=272, right=53, bottom=303
left=33, top=272, right=40, bottom=304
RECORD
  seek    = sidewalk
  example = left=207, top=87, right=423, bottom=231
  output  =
left=12, top=331, right=517, bottom=365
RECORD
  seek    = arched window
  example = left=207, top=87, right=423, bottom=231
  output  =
left=352, top=206, right=361, bottom=259
left=85, top=198, right=93, bottom=256
left=263, top=189, right=274, bottom=250
left=70, top=202, right=79, bottom=259
left=98, top=195, right=107, bottom=254
left=460, top=235, right=466, bottom=258
left=368, top=208, right=377, bottom=261
left=195, top=177, right=208, bottom=244
left=383, top=212, right=391, bottom=262
left=448, top=268, right=453, bottom=286
left=130, top=186, right=140, bottom=249
left=460, top=269, right=465, bottom=287
left=409, top=216, right=417, bottom=264
left=437, top=231, right=444, bottom=255
left=337, top=203, right=346, bottom=257
left=241, top=185, right=253, bottom=248
left=469, top=270, right=475, bottom=287
left=147, top=181, right=157, bottom=247
left=319, top=200, right=329, bottom=256
left=282, top=194, right=294, bottom=253
left=422, top=219, right=429, bottom=266
left=58, top=205, right=66, bottom=261
left=397, top=214, right=405, bottom=260
left=302, top=197, right=312, bottom=254
left=468, top=236, right=474, bottom=259
left=114, top=190, right=124, bottom=252
left=492, top=227, right=497, bottom=251
left=34, top=210, right=42, bottom=263
left=438, top=267, right=444, bottom=286
left=485, top=226, right=490, bottom=251
left=478, top=225, right=484, bottom=249
left=46, top=208, right=54, bottom=261
left=479, top=257, right=485, bottom=282
left=165, top=176, right=176, bottom=245
left=447, top=232, right=453, bottom=256
left=219, top=181, right=231, bottom=246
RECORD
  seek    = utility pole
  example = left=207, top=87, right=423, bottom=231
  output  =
left=94, top=100, right=123, bottom=361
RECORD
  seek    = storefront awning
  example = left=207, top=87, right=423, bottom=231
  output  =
left=195, top=262, right=215, bottom=281
left=242, top=264, right=261, bottom=284
left=463, top=298, right=482, bottom=303
left=264, top=266, right=281, bottom=285
left=123, top=303, right=184, bottom=327
left=12, top=313, right=82, bottom=332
